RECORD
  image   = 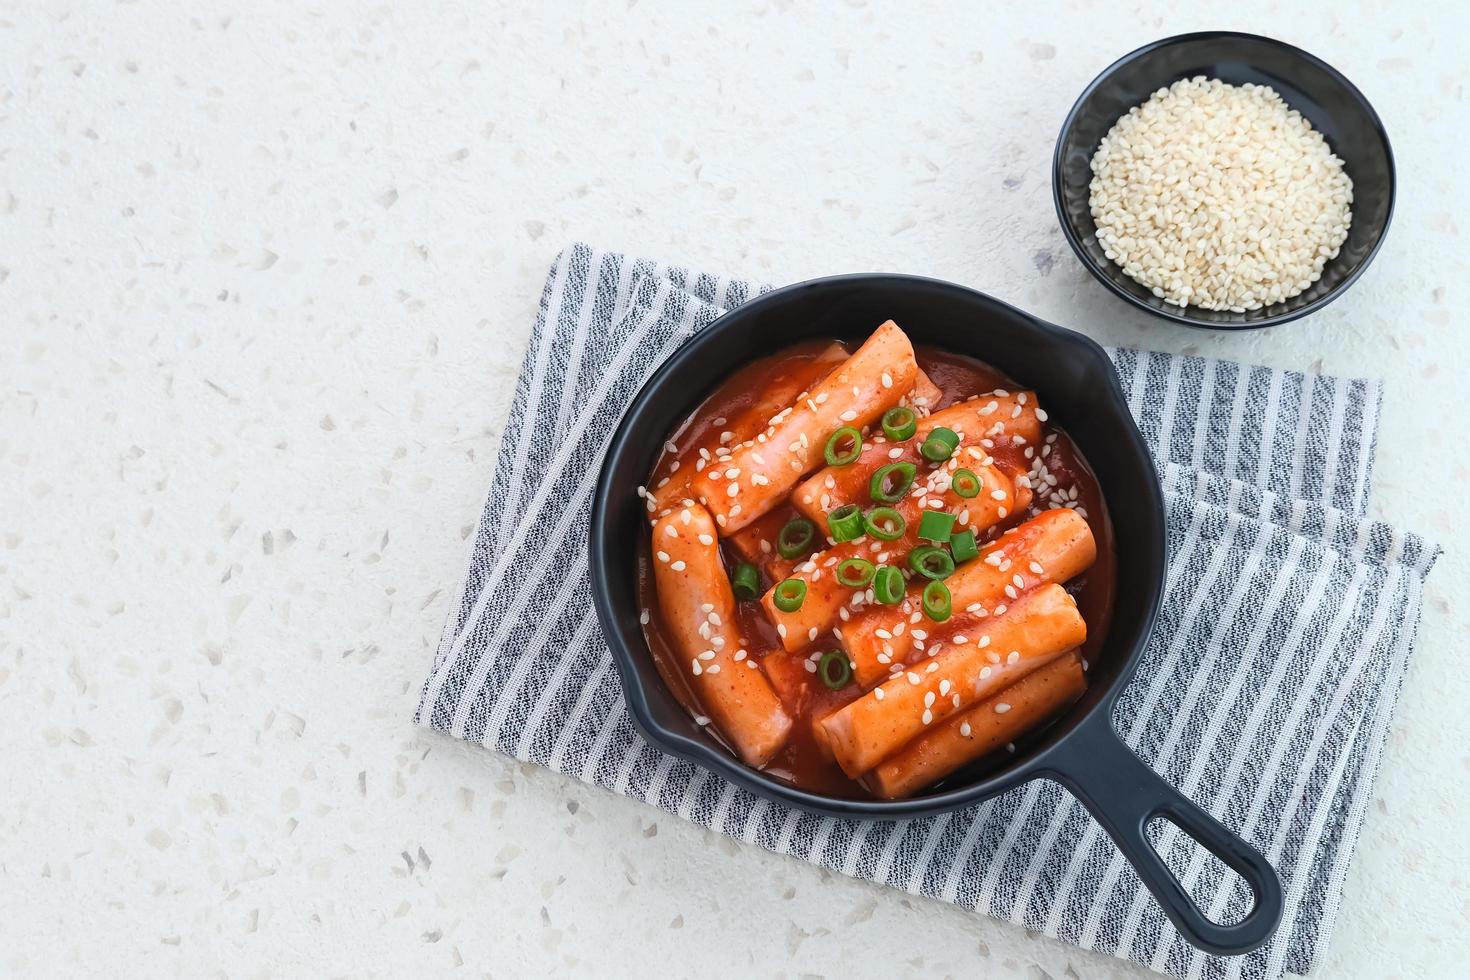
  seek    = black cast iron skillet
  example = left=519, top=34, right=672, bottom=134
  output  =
left=588, top=274, right=1284, bottom=956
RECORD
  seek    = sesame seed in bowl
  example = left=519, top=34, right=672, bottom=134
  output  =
left=1089, top=76, right=1353, bottom=314
left=1053, top=31, right=1395, bottom=329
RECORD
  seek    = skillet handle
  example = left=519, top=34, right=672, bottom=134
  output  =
left=1044, top=712, right=1284, bottom=956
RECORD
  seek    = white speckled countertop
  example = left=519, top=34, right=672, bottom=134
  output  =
left=2, top=2, right=1467, bottom=977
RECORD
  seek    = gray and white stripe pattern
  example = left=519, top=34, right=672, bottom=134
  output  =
left=417, top=244, right=1437, bottom=980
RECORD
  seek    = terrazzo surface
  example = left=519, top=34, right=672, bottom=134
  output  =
left=2, top=2, right=1467, bottom=977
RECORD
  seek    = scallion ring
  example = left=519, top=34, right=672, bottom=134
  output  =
left=818, top=650, right=853, bottom=690
left=873, top=565, right=905, bottom=604
left=826, top=504, right=864, bottom=542
left=881, top=406, right=917, bottom=441
left=950, top=529, right=979, bottom=563
left=773, top=578, right=807, bottom=612
left=868, top=461, right=916, bottom=503
left=908, top=545, right=955, bottom=580
left=776, top=518, right=816, bottom=559
left=823, top=426, right=863, bottom=466
left=920, top=425, right=960, bottom=462
left=922, top=580, right=952, bottom=622
left=917, top=510, right=956, bottom=543
left=863, top=506, right=906, bottom=541
left=835, top=557, right=876, bottom=588
left=731, top=562, right=761, bottom=602
left=951, top=467, right=981, bottom=498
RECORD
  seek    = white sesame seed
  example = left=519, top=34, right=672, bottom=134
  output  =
left=1036, top=408, right=1049, bottom=422
left=691, top=659, right=702, bottom=675
left=1029, top=561, right=1044, bottom=575
left=697, top=533, right=713, bottom=546
left=808, top=627, right=818, bottom=641
left=839, top=410, right=858, bottom=422
left=939, top=679, right=952, bottom=696
left=726, top=483, right=740, bottom=498
left=960, top=721, right=973, bottom=737
left=706, top=664, right=721, bottom=674
left=990, top=489, right=1007, bottom=501
left=907, top=672, right=921, bottom=685
left=671, top=560, right=687, bottom=572
left=924, top=691, right=936, bottom=707
left=922, top=709, right=933, bottom=725
left=995, top=702, right=1011, bottom=714
left=777, top=624, right=787, bottom=638
left=881, top=372, right=893, bottom=389
left=639, top=609, right=650, bottom=625
left=980, top=666, right=992, bottom=679
left=874, top=687, right=885, bottom=701
left=656, top=550, right=670, bottom=563
left=1007, top=651, right=1020, bottom=664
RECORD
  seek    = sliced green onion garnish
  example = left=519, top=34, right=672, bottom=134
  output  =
left=824, top=426, right=863, bottom=466
left=826, top=504, right=864, bottom=542
left=950, top=529, right=979, bottom=563
left=881, top=406, right=917, bottom=441
left=920, top=425, right=960, bottom=462
left=918, top=510, right=956, bottom=543
left=863, top=506, right=906, bottom=541
left=773, top=578, right=807, bottom=612
left=873, top=565, right=905, bottom=604
left=731, top=562, right=761, bottom=601
left=818, top=650, right=853, bottom=690
left=777, top=518, right=816, bottom=559
left=951, top=468, right=981, bottom=498
left=908, top=545, right=955, bottom=580
left=835, top=557, right=876, bottom=588
left=869, top=461, right=916, bottom=503
left=922, top=580, right=952, bottom=622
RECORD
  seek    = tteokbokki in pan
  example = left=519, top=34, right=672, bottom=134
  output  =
left=634, top=320, right=1115, bottom=798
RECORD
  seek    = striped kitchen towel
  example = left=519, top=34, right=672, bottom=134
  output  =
left=416, top=244, right=1438, bottom=980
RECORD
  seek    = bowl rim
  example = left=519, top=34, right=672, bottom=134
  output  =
left=1050, top=29, right=1397, bottom=330
left=588, top=272, right=1166, bottom=818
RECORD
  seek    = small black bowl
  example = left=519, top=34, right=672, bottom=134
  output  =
left=1053, top=31, right=1395, bottom=329
left=589, top=274, right=1283, bottom=954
